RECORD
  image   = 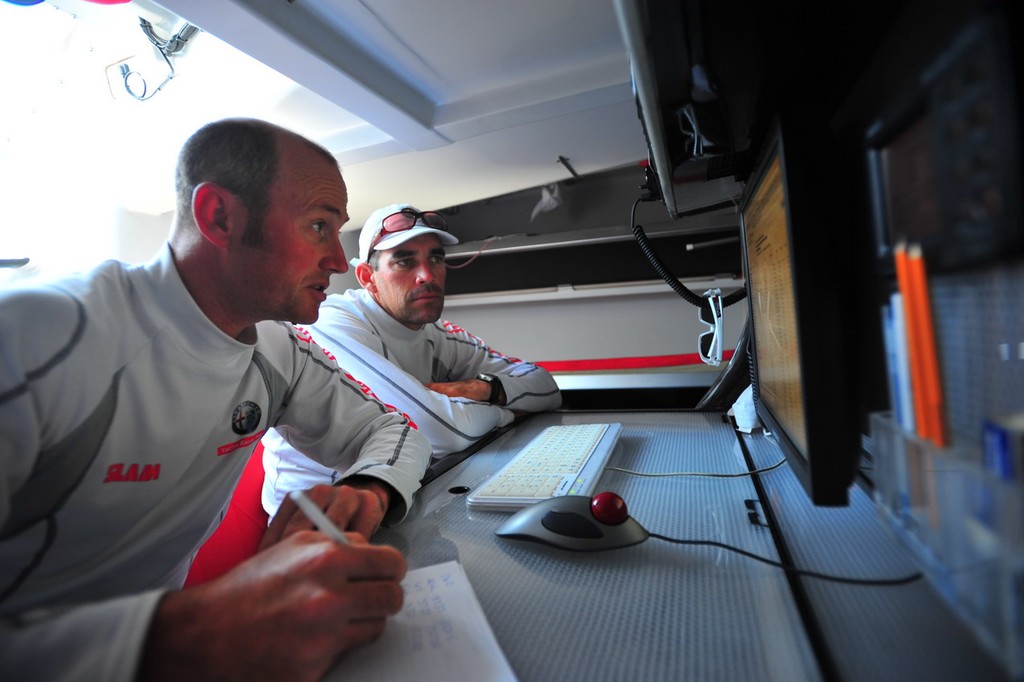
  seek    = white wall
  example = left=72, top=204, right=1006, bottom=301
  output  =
left=441, top=278, right=746, bottom=364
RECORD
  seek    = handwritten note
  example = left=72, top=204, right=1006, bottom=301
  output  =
left=324, top=560, right=517, bottom=681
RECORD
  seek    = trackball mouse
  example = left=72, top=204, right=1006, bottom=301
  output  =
left=495, top=492, right=649, bottom=551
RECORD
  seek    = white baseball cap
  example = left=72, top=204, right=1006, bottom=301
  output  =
left=353, top=203, right=459, bottom=266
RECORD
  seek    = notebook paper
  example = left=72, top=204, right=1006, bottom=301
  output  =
left=325, top=560, right=516, bottom=681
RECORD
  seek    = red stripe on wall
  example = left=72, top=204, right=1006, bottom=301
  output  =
left=536, top=350, right=734, bottom=373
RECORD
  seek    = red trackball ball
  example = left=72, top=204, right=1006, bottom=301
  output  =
left=590, top=491, right=629, bottom=525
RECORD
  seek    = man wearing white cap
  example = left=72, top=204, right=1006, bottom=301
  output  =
left=260, top=203, right=562, bottom=516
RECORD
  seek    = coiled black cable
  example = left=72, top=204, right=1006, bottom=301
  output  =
left=629, top=197, right=746, bottom=309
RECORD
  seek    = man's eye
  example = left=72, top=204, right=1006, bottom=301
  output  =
left=312, top=221, right=326, bottom=234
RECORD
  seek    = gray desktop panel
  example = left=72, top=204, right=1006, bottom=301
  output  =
left=374, top=412, right=819, bottom=682
left=743, top=431, right=1009, bottom=681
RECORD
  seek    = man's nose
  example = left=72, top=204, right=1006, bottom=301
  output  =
left=414, top=262, right=435, bottom=283
left=323, top=238, right=348, bottom=274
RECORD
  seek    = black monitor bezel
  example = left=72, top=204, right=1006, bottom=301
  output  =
left=739, top=119, right=861, bottom=506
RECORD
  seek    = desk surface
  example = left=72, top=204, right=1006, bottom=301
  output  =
left=373, top=409, right=1012, bottom=681
left=744, top=431, right=1009, bottom=681
left=375, top=411, right=820, bottom=681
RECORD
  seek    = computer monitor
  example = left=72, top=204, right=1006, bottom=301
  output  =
left=739, top=120, right=861, bottom=505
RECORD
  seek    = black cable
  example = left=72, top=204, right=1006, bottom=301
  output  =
left=629, top=197, right=747, bottom=309
left=647, top=533, right=923, bottom=586
left=600, top=412, right=920, bottom=585
left=630, top=198, right=704, bottom=307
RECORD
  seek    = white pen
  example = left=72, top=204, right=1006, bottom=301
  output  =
left=288, top=490, right=349, bottom=544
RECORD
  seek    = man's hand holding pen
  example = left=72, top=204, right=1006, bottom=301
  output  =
left=141, top=485, right=406, bottom=682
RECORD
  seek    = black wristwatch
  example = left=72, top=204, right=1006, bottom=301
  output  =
left=477, top=373, right=502, bottom=404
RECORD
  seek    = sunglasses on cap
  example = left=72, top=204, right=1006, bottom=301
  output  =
left=369, top=208, right=449, bottom=251
left=698, top=289, right=723, bottom=366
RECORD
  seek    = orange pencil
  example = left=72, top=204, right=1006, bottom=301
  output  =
left=893, top=242, right=928, bottom=441
left=906, top=243, right=946, bottom=446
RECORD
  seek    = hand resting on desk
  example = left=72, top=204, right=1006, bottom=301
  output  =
left=425, top=378, right=492, bottom=402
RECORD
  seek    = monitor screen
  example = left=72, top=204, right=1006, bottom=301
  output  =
left=740, top=121, right=860, bottom=505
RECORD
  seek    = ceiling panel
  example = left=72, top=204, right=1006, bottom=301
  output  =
left=1, top=0, right=648, bottom=244
left=152, top=0, right=648, bottom=225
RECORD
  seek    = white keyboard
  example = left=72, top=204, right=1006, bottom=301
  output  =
left=466, top=422, right=622, bottom=512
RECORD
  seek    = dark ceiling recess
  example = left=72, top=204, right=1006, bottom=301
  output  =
left=445, top=229, right=741, bottom=296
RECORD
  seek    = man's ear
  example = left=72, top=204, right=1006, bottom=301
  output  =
left=192, top=182, right=243, bottom=248
left=355, top=262, right=376, bottom=291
